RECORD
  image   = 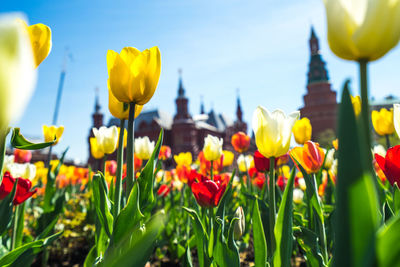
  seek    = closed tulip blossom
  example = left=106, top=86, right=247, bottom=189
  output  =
left=191, top=177, right=227, bottom=208
left=93, top=126, right=118, bottom=154
left=231, top=132, right=251, bottom=153
left=253, top=106, right=300, bottom=158
left=0, top=16, right=37, bottom=136
left=134, top=136, right=155, bottom=160
left=108, top=83, right=143, bottom=120
left=222, top=150, right=234, bottom=167
left=43, top=125, right=64, bottom=145
left=323, top=0, right=400, bottom=61
left=375, top=145, right=400, bottom=186
left=237, top=154, right=254, bottom=173
left=372, top=108, right=395, bottom=136
left=90, top=137, right=105, bottom=159
left=203, top=134, right=223, bottom=161
left=21, top=20, right=52, bottom=67
left=0, top=172, right=37, bottom=205
left=174, top=152, right=192, bottom=167
left=351, top=95, right=361, bottom=117
left=291, top=141, right=325, bottom=174
left=233, top=206, right=245, bottom=240
left=107, top=46, right=161, bottom=105
left=292, top=117, right=312, bottom=145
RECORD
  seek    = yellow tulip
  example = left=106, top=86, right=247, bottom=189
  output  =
left=237, top=155, right=254, bottom=173
left=323, top=0, right=400, bottom=61
left=394, top=104, right=400, bottom=138
left=174, top=152, right=192, bottom=167
left=292, top=117, right=312, bottom=145
left=22, top=20, right=52, bottom=67
left=107, top=46, right=161, bottom=105
left=0, top=16, right=37, bottom=135
left=252, top=106, right=300, bottom=158
left=222, top=150, right=234, bottom=167
left=371, top=108, right=395, bottom=136
left=351, top=95, right=361, bottom=117
left=92, top=126, right=118, bottom=154
left=90, top=137, right=104, bottom=159
left=43, top=125, right=64, bottom=145
left=108, top=81, right=143, bottom=120
left=203, top=134, right=223, bottom=161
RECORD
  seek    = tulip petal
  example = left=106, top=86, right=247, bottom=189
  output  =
left=108, top=50, right=132, bottom=103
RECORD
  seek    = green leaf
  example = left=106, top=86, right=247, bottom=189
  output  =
left=183, top=207, right=210, bottom=267
left=252, top=199, right=267, bottom=267
left=0, top=181, right=17, bottom=234
left=92, top=173, right=114, bottom=238
left=213, top=218, right=240, bottom=267
left=294, top=227, right=325, bottom=267
left=273, top=169, right=295, bottom=267
left=112, top=182, right=144, bottom=245
left=334, top=81, right=379, bottom=267
left=377, top=212, right=400, bottom=267
left=83, top=245, right=97, bottom=267
left=393, top=184, right=400, bottom=214
left=10, top=128, right=55, bottom=150
left=216, top=169, right=236, bottom=234
left=137, top=129, right=164, bottom=212
left=182, top=245, right=193, bottom=267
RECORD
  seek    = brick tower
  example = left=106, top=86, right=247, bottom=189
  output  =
left=171, top=70, right=199, bottom=155
left=300, top=27, right=337, bottom=139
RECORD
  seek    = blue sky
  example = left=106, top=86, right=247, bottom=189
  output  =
left=3, top=0, right=400, bottom=163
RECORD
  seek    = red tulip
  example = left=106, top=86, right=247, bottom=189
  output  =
left=13, top=149, right=32, bottom=163
left=105, top=160, right=117, bottom=176
left=231, top=132, right=251, bottom=153
left=277, top=176, right=287, bottom=191
left=191, top=179, right=227, bottom=208
left=157, top=184, right=170, bottom=197
left=0, top=172, right=37, bottom=205
left=375, top=145, right=400, bottom=186
left=254, top=150, right=276, bottom=172
left=252, top=172, right=266, bottom=190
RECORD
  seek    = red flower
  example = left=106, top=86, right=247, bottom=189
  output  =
left=197, top=151, right=223, bottom=176
left=248, top=167, right=258, bottom=178
left=191, top=179, right=227, bottom=208
left=375, top=145, right=400, bottom=186
left=134, top=155, right=142, bottom=170
left=231, top=132, right=251, bottom=153
left=277, top=176, right=287, bottom=191
left=159, top=145, right=172, bottom=161
left=0, top=172, right=37, bottom=205
left=13, top=149, right=32, bottom=163
left=157, top=184, right=170, bottom=197
left=254, top=150, right=276, bottom=172
left=105, top=160, right=117, bottom=176
left=252, top=172, right=266, bottom=190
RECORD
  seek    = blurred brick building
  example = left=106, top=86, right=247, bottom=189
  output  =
left=87, top=74, right=248, bottom=167
left=300, top=27, right=338, bottom=140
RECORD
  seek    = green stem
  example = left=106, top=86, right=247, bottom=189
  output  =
left=11, top=204, right=20, bottom=250
left=385, top=135, right=391, bottom=149
left=126, top=102, right=136, bottom=197
left=113, top=119, right=125, bottom=219
left=268, top=157, right=276, bottom=254
left=0, top=131, right=7, bottom=184
left=359, top=60, right=372, bottom=169
left=210, top=160, right=214, bottom=180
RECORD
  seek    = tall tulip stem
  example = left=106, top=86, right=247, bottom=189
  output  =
left=126, top=102, right=136, bottom=197
left=359, top=60, right=372, bottom=167
left=268, top=157, right=276, bottom=254
left=385, top=135, right=391, bottom=149
left=113, top=119, right=125, bottom=218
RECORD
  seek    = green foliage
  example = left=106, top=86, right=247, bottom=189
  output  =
left=10, top=128, right=55, bottom=150
left=252, top=199, right=267, bottom=267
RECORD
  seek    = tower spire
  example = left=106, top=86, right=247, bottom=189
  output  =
left=178, top=68, right=185, bottom=98
left=94, top=87, right=101, bottom=114
left=236, top=88, right=243, bottom=122
left=307, top=27, right=329, bottom=84
left=200, top=95, right=205, bottom=114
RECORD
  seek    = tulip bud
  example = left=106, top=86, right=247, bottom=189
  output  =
left=293, top=188, right=304, bottom=204
left=234, top=206, right=245, bottom=240
left=292, top=117, right=312, bottom=145
left=90, top=137, right=104, bottom=159
left=372, top=108, right=395, bottom=136
left=92, top=126, right=118, bottom=154
left=351, top=95, right=361, bottom=117
left=134, top=136, right=155, bottom=160
left=203, top=134, right=223, bottom=161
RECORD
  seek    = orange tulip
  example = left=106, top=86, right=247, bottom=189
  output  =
left=290, top=141, right=325, bottom=174
left=231, top=132, right=250, bottom=153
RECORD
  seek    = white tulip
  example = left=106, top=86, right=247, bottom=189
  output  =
left=203, top=134, right=223, bottom=161
left=293, top=188, right=304, bottom=204
left=135, top=136, right=155, bottom=160
left=92, top=126, right=118, bottom=154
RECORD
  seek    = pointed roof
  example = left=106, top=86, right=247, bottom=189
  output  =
left=94, top=87, right=101, bottom=114
left=307, top=27, right=329, bottom=84
left=177, top=69, right=185, bottom=98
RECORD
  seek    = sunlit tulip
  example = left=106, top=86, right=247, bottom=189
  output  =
left=0, top=171, right=36, bottom=205
left=6, top=163, right=36, bottom=181
left=291, top=141, right=325, bottom=174
left=254, top=150, right=275, bottom=172
left=157, top=184, right=170, bottom=197
left=231, top=132, right=250, bottom=153
left=159, top=145, right=172, bottom=161
left=297, top=177, right=306, bottom=191
left=13, top=149, right=32, bottom=163
left=43, top=125, right=64, bottom=145
left=332, top=138, right=338, bottom=150
left=351, top=95, right=361, bottom=117
left=233, top=206, right=245, bottom=240
left=203, top=134, right=223, bottom=161
left=21, top=20, right=52, bottom=67
left=323, top=0, right=400, bottom=61
left=371, top=108, right=395, bottom=136
left=174, top=152, right=192, bottom=167
left=292, top=117, right=312, bottom=145
left=107, top=46, right=161, bottom=105
left=276, top=153, right=289, bottom=166
left=191, top=178, right=227, bottom=208
left=90, top=137, right=104, bottom=159
left=237, top=154, right=254, bottom=173
left=252, top=106, right=300, bottom=158
left=372, top=144, right=386, bottom=158
left=134, top=136, right=155, bottom=160
left=105, top=160, right=117, bottom=176
left=93, top=126, right=118, bottom=154
left=394, top=104, right=400, bottom=138
left=324, top=148, right=335, bottom=169
left=252, top=172, right=266, bottom=190
left=108, top=83, right=143, bottom=120
left=222, top=150, right=234, bottom=167
left=375, top=145, right=400, bottom=186
left=293, top=188, right=304, bottom=204
left=0, top=16, right=37, bottom=135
